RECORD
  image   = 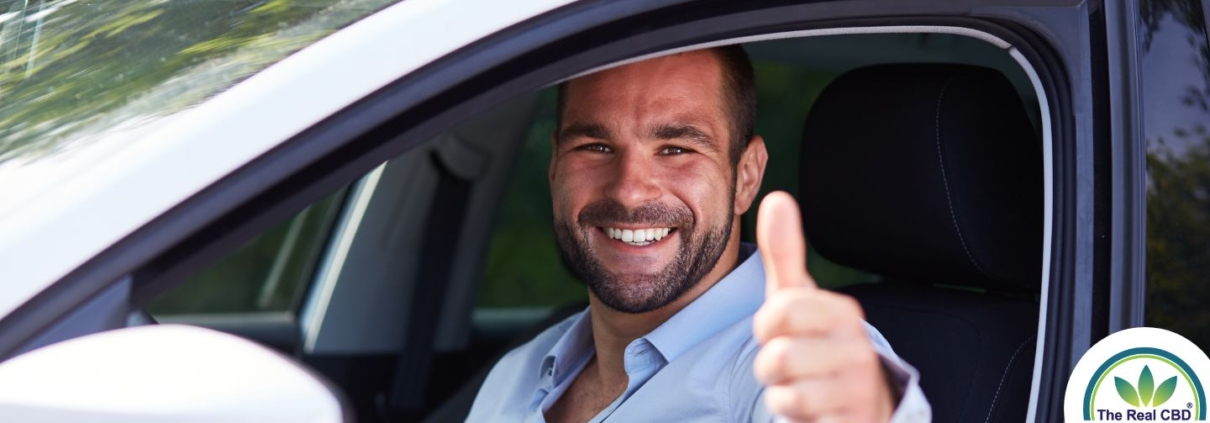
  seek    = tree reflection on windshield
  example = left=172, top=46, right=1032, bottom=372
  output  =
left=0, top=0, right=398, bottom=164
left=1141, top=0, right=1210, bottom=350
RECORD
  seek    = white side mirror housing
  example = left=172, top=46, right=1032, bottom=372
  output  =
left=0, top=324, right=347, bottom=423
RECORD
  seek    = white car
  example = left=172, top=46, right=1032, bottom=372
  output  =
left=0, top=0, right=1207, bottom=422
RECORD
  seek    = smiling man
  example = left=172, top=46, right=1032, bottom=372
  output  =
left=466, top=46, right=931, bottom=422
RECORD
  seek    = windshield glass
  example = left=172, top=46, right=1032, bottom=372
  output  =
left=0, top=0, right=399, bottom=165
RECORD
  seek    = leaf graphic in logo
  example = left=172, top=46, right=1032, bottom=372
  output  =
left=1117, top=376, right=1141, bottom=407
left=1152, top=376, right=1178, bottom=407
left=1140, top=365, right=1155, bottom=406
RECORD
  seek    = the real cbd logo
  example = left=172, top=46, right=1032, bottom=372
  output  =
left=1115, top=365, right=1178, bottom=408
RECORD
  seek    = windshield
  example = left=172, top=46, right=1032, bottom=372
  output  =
left=0, top=0, right=400, bottom=165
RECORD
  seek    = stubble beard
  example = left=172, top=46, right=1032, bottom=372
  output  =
left=554, top=197, right=734, bottom=314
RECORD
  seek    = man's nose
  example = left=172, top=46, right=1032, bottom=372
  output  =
left=604, top=150, right=661, bottom=208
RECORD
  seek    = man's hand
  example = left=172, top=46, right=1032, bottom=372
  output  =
left=752, top=192, right=895, bottom=423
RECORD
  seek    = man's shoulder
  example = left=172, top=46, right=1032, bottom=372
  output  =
left=496, top=309, right=584, bottom=367
left=485, top=309, right=586, bottom=383
left=466, top=310, right=585, bottom=421
left=671, top=313, right=762, bottom=375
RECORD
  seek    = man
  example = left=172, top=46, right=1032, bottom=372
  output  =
left=467, top=45, right=930, bottom=422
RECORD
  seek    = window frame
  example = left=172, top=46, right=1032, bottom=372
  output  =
left=1100, top=0, right=1149, bottom=336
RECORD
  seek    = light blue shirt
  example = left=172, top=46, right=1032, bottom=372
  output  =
left=467, top=243, right=931, bottom=422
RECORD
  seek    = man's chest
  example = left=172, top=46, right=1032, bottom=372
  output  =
left=543, top=369, right=626, bottom=423
left=536, top=358, right=741, bottom=423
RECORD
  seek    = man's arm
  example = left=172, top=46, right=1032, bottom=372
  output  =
left=751, top=192, right=931, bottom=422
left=866, top=323, right=932, bottom=423
left=744, top=323, right=930, bottom=423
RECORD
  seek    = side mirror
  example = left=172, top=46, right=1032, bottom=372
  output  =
left=0, top=324, right=348, bottom=423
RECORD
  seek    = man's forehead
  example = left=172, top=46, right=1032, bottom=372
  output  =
left=563, top=51, right=726, bottom=107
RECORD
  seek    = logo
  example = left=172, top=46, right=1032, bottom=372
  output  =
left=1066, top=328, right=1210, bottom=421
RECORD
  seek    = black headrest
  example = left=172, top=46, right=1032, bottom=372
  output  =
left=799, top=64, right=1043, bottom=292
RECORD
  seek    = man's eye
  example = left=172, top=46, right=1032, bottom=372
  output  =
left=579, top=144, right=612, bottom=153
left=659, top=146, right=689, bottom=155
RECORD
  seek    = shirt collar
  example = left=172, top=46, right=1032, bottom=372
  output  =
left=540, top=242, right=766, bottom=379
left=644, top=242, right=764, bottom=362
left=539, top=307, right=594, bottom=385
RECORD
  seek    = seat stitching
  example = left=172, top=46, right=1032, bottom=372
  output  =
left=983, top=335, right=1035, bottom=423
left=934, top=73, right=992, bottom=279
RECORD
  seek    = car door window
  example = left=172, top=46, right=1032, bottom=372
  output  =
left=478, top=89, right=587, bottom=309
left=477, top=32, right=1040, bottom=310
left=147, top=189, right=346, bottom=315
left=1141, top=0, right=1210, bottom=350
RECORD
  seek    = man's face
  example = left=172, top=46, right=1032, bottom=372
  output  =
left=550, top=51, right=741, bottom=314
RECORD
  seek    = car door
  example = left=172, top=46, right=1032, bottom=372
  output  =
left=0, top=1, right=1137, bottom=422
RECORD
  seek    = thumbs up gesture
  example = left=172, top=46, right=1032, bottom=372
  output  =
left=753, top=192, right=895, bottom=422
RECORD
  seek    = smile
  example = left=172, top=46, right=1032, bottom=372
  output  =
left=602, top=227, right=674, bottom=246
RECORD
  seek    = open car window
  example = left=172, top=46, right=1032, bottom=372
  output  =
left=145, top=29, right=1049, bottom=422
left=148, top=188, right=347, bottom=316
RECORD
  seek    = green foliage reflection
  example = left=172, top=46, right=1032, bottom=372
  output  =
left=1141, top=0, right=1210, bottom=350
left=1146, top=126, right=1210, bottom=350
left=0, top=0, right=398, bottom=162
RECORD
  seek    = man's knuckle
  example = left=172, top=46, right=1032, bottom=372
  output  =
left=839, top=344, right=876, bottom=373
left=758, top=337, right=793, bottom=379
left=777, top=339, right=800, bottom=375
left=766, top=385, right=793, bottom=414
left=837, top=294, right=865, bottom=320
left=753, top=308, right=775, bottom=341
left=771, top=384, right=820, bottom=418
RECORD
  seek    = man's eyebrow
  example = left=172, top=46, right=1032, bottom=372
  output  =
left=557, top=122, right=612, bottom=142
left=652, top=123, right=718, bottom=150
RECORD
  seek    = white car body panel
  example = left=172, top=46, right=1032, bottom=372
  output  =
left=0, top=0, right=575, bottom=319
left=0, top=324, right=342, bottom=422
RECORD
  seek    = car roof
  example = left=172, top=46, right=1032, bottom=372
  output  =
left=0, top=0, right=575, bottom=320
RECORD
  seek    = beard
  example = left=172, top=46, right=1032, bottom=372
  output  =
left=554, top=198, right=733, bottom=314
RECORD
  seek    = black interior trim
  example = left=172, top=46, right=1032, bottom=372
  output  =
left=0, top=0, right=1085, bottom=418
left=1002, top=16, right=1080, bottom=423
left=383, top=152, right=474, bottom=414
left=1090, top=0, right=1114, bottom=349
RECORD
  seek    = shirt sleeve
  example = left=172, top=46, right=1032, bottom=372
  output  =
left=865, top=322, right=932, bottom=423
left=748, top=322, right=932, bottom=423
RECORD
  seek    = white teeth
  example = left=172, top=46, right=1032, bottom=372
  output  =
left=602, top=227, right=673, bottom=245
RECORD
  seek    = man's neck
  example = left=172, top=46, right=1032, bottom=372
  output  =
left=586, top=232, right=744, bottom=382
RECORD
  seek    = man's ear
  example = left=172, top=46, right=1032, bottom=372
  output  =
left=734, top=135, right=768, bottom=215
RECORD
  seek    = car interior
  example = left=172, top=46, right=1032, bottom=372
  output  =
left=145, top=31, right=1046, bottom=423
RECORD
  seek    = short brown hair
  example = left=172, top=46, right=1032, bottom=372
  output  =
left=556, top=45, right=757, bottom=165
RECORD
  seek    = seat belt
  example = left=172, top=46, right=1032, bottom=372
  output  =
left=381, top=151, right=474, bottom=416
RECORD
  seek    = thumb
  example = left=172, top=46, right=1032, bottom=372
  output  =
left=756, top=191, right=817, bottom=299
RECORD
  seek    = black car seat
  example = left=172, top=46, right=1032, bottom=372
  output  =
left=798, top=64, right=1043, bottom=423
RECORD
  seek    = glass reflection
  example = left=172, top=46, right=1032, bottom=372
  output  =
left=1142, top=0, right=1210, bottom=350
left=0, top=0, right=400, bottom=164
